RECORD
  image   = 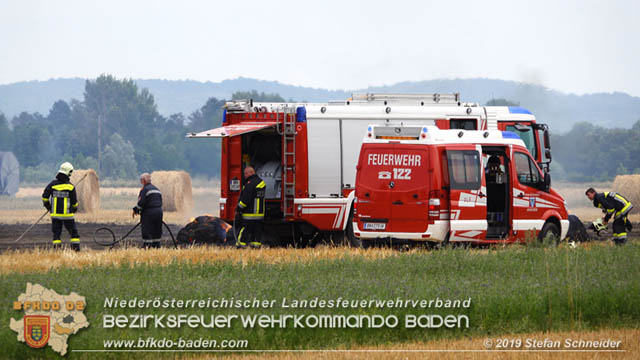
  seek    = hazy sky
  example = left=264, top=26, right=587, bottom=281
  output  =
left=1, top=0, right=639, bottom=96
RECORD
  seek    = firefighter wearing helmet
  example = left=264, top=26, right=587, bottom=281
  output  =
left=42, top=162, right=81, bottom=251
left=486, top=155, right=505, bottom=184
left=234, top=166, right=266, bottom=248
left=585, top=187, right=633, bottom=245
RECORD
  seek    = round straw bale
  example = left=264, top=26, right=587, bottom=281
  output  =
left=150, top=171, right=193, bottom=212
left=612, top=175, right=640, bottom=213
left=70, top=169, right=100, bottom=213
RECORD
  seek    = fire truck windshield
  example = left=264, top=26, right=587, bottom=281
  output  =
left=505, top=125, right=537, bottom=159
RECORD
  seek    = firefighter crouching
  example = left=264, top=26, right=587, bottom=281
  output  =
left=235, top=166, right=266, bottom=248
left=132, top=173, right=163, bottom=248
left=42, top=162, right=81, bottom=251
left=585, top=187, right=633, bottom=245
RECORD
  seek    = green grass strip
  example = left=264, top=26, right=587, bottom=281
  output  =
left=1, top=244, right=639, bottom=359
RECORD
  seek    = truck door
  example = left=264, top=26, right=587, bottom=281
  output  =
left=355, top=144, right=394, bottom=232
left=445, top=145, right=487, bottom=241
left=511, top=150, right=546, bottom=239
left=388, top=144, right=429, bottom=233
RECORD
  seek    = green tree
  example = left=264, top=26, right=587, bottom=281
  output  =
left=84, top=75, right=162, bottom=175
left=0, top=112, right=12, bottom=151
left=188, top=97, right=225, bottom=132
left=47, top=100, right=73, bottom=155
left=101, top=133, right=138, bottom=179
left=11, top=112, right=53, bottom=167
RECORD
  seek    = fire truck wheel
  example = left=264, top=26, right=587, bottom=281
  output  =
left=538, top=221, right=560, bottom=246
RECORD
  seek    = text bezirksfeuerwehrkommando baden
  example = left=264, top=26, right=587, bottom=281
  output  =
left=103, top=297, right=471, bottom=310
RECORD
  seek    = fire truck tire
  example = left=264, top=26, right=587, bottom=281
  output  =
left=345, top=209, right=364, bottom=248
left=539, top=221, right=560, bottom=245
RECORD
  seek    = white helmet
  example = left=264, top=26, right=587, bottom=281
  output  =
left=58, top=162, right=74, bottom=176
left=592, top=218, right=607, bottom=232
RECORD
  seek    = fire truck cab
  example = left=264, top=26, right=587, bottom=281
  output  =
left=353, top=124, right=569, bottom=244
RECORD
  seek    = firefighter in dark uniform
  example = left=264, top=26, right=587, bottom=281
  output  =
left=586, top=187, right=633, bottom=245
left=235, top=166, right=266, bottom=248
left=42, top=162, right=81, bottom=251
left=132, top=173, right=163, bottom=248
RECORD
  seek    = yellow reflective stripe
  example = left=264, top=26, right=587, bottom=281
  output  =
left=256, top=181, right=266, bottom=189
left=607, top=209, right=615, bottom=213
left=613, top=232, right=627, bottom=238
left=614, top=194, right=629, bottom=205
left=42, top=197, right=50, bottom=202
left=620, top=202, right=632, bottom=214
left=238, top=201, right=247, bottom=208
left=237, top=228, right=245, bottom=244
left=53, top=197, right=58, bottom=213
left=72, top=202, right=79, bottom=208
left=70, top=238, right=80, bottom=242
left=51, top=214, right=74, bottom=218
left=52, top=184, right=74, bottom=191
left=242, top=213, right=265, bottom=218
left=64, top=197, right=68, bottom=215
left=52, top=240, right=62, bottom=244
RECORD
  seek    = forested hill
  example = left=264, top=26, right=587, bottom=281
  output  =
left=2, top=77, right=639, bottom=132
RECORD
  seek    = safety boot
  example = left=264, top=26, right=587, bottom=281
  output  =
left=236, top=241, right=247, bottom=249
left=52, top=241, right=62, bottom=250
left=249, top=242, right=262, bottom=249
left=152, top=241, right=161, bottom=249
left=71, top=243, right=80, bottom=252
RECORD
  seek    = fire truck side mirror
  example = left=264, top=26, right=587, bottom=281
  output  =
left=545, top=149, right=552, bottom=162
left=543, top=129, right=551, bottom=149
left=543, top=172, right=551, bottom=190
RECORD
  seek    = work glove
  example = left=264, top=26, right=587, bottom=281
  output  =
left=70, top=206, right=78, bottom=213
left=132, top=207, right=140, bottom=215
left=44, top=203, right=51, bottom=211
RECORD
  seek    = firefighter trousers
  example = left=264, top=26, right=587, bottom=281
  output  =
left=141, top=207, right=163, bottom=248
left=237, top=219, right=263, bottom=247
left=52, top=219, right=80, bottom=245
left=612, top=216, right=629, bottom=245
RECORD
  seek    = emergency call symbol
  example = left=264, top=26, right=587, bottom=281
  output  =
left=378, top=171, right=391, bottom=179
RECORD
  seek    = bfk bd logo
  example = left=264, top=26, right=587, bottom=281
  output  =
left=10, top=283, right=89, bottom=356
left=24, top=315, right=50, bottom=348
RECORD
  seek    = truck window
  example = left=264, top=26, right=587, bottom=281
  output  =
left=447, top=150, right=481, bottom=190
left=450, top=119, right=477, bottom=130
left=514, top=151, right=541, bottom=187
left=506, top=125, right=537, bottom=158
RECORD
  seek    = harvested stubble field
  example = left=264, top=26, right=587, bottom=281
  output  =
left=1, top=185, right=219, bottom=225
left=1, top=243, right=639, bottom=359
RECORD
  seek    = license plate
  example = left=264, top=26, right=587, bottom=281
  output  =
left=363, top=222, right=386, bottom=230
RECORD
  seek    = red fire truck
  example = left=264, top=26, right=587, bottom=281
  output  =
left=353, top=124, right=569, bottom=244
left=187, top=93, right=554, bottom=244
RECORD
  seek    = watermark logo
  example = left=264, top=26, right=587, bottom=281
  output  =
left=10, top=283, right=89, bottom=356
left=24, top=315, right=50, bottom=348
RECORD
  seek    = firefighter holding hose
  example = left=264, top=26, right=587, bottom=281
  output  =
left=235, top=166, right=266, bottom=248
left=585, top=187, right=633, bottom=245
left=42, top=162, right=81, bottom=251
left=132, top=173, right=163, bottom=248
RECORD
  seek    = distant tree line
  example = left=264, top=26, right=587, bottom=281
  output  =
left=552, top=120, right=640, bottom=181
left=1, top=82, right=637, bottom=183
left=0, top=75, right=284, bottom=182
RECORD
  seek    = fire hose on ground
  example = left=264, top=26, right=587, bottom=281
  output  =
left=93, top=221, right=178, bottom=249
